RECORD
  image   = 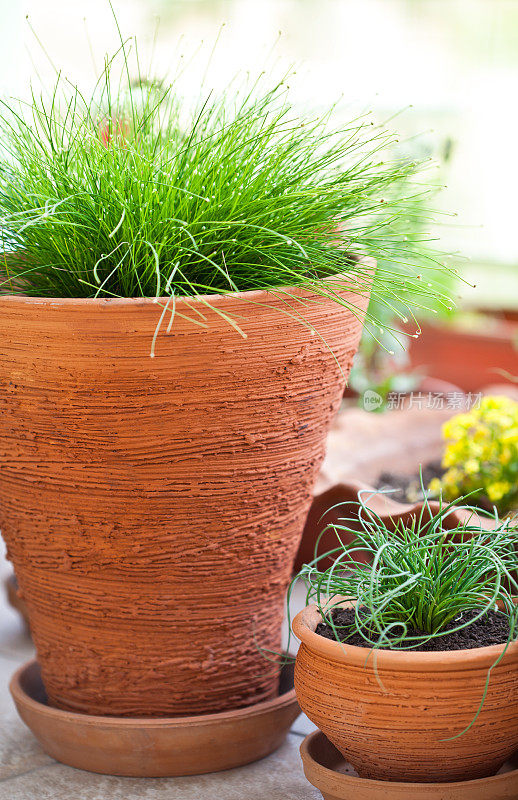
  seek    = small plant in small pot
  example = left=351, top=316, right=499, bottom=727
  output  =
left=292, top=498, right=518, bottom=783
left=0, top=34, right=450, bottom=723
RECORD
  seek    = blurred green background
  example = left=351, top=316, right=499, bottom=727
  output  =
left=1, top=0, right=517, bottom=311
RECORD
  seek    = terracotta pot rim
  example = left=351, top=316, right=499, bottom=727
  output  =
left=10, top=659, right=297, bottom=727
left=292, top=604, right=518, bottom=671
left=300, top=730, right=518, bottom=794
left=0, top=259, right=375, bottom=309
left=316, top=478, right=501, bottom=529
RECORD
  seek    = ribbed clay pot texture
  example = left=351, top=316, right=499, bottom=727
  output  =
left=293, top=603, right=518, bottom=783
left=0, top=278, right=369, bottom=716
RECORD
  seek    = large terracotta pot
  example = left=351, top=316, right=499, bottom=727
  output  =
left=0, top=279, right=369, bottom=716
left=293, top=603, right=518, bottom=783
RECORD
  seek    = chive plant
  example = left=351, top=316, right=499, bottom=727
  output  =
left=291, top=497, right=517, bottom=737
left=0, top=41, right=451, bottom=342
left=295, top=497, right=518, bottom=651
left=290, top=496, right=517, bottom=739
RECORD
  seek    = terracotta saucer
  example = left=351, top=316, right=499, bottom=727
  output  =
left=10, top=659, right=300, bottom=776
left=300, top=731, right=518, bottom=800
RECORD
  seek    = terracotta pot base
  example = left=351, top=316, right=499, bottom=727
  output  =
left=10, top=659, right=300, bottom=776
left=300, top=732, right=518, bottom=800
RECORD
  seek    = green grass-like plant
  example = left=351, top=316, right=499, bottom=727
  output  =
left=0, top=38, right=450, bottom=341
left=290, top=495, right=517, bottom=738
left=295, top=495, right=517, bottom=650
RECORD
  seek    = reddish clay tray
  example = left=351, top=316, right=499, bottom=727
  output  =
left=10, top=659, right=300, bottom=777
left=300, top=731, right=518, bottom=800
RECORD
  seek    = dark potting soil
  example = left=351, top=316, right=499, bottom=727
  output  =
left=376, top=460, right=495, bottom=511
left=375, top=460, right=444, bottom=504
left=315, top=607, right=512, bottom=652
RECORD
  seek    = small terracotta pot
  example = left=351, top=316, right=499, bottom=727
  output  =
left=295, top=478, right=496, bottom=572
left=0, top=275, right=370, bottom=716
left=293, top=604, right=518, bottom=783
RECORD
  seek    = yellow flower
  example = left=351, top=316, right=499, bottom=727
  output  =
left=464, top=459, right=479, bottom=475
left=429, top=395, right=518, bottom=513
left=473, top=426, right=490, bottom=442
left=487, top=481, right=511, bottom=503
left=503, top=428, right=518, bottom=444
left=443, top=450, right=457, bottom=468
left=428, top=478, right=442, bottom=496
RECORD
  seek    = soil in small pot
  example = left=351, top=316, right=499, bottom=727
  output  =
left=315, top=607, right=512, bottom=651
left=375, top=460, right=443, bottom=504
left=376, top=460, right=499, bottom=512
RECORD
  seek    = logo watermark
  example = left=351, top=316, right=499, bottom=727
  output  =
left=362, top=390, right=483, bottom=412
left=362, top=389, right=384, bottom=411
